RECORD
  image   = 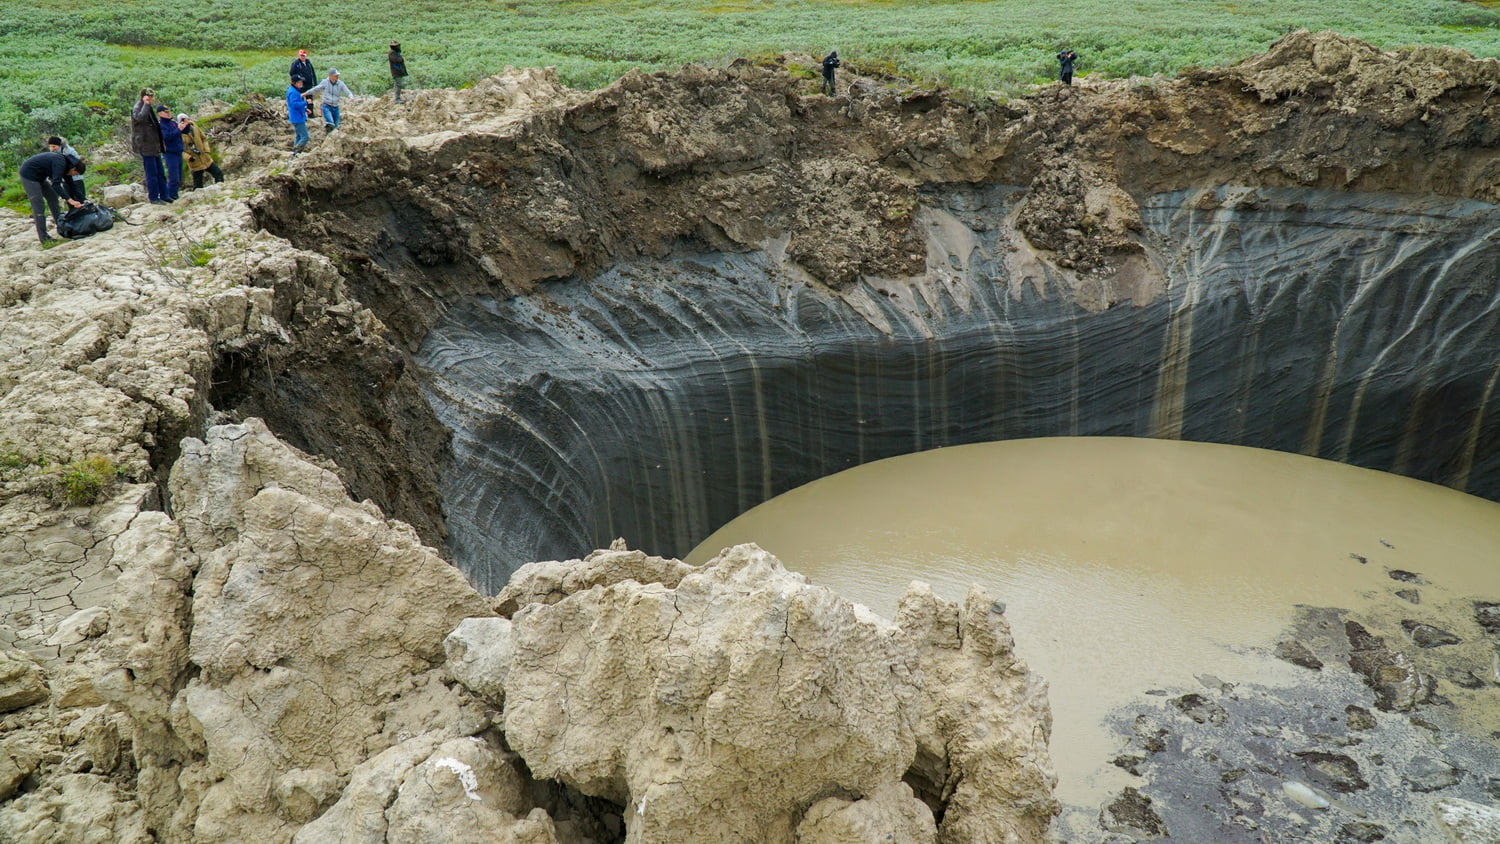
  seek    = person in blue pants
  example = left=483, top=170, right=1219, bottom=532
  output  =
left=130, top=89, right=168, bottom=203
left=304, top=69, right=355, bottom=132
left=157, top=105, right=184, bottom=200
left=287, top=78, right=311, bottom=154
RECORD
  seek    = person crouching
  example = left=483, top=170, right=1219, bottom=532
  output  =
left=17, top=150, right=84, bottom=243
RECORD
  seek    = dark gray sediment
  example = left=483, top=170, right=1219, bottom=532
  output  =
left=416, top=185, right=1500, bottom=591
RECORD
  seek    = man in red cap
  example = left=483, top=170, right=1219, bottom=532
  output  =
left=290, top=49, right=316, bottom=90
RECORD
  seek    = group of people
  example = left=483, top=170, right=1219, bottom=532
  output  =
left=130, top=89, right=226, bottom=205
left=23, top=38, right=1080, bottom=247
left=286, top=42, right=410, bottom=153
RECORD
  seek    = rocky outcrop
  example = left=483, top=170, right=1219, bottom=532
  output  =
left=450, top=544, right=1056, bottom=843
left=0, top=418, right=1058, bottom=842
left=895, top=584, right=1058, bottom=843
left=0, top=420, right=495, bottom=842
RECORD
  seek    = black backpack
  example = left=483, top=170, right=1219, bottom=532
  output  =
left=58, top=202, right=114, bottom=239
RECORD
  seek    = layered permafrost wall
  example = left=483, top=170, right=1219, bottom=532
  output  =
left=419, top=185, right=1500, bottom=592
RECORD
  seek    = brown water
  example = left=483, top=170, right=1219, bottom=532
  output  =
left=686, top=437, right=1500, bottom=807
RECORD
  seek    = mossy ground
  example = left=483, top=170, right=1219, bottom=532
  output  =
left=1, top=0, right=1497, bottom=173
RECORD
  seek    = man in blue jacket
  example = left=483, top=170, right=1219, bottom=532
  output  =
left=287, top=78, right=311, bottom=154
left=157, top=104, right=184, bottom=200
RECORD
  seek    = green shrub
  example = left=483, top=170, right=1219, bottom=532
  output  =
left=57, top=456, right=120, bottom=506
left=0, top=447, right=31, bottom=473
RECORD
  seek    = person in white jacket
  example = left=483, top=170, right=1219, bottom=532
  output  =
left=304, top=69, right=356, bottom=132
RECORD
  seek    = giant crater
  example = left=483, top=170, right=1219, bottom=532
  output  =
left=246, top=34, right=1500, bottom=593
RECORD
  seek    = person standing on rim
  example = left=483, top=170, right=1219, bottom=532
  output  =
left=287, top=77, right=311, bottom=154
left=157, top=104, right=184, bottom=201
left=1057, top=48, right=1079, bottom=86
left=179, top=114, right=225, bottom=189
left=388, top=41, right=409, bottom=103
left=131, top=88, right=168, bottom=204
left=290, top=49, right=316, bottom=89
left=304, top=69, right=355, bottom=132
left=16, top=150, right=83, bottom=244
left=821, top=50, right=841, bottom=95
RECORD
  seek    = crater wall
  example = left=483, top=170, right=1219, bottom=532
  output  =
left=419, top=185, right=1500, bottom=591
left=247, top=31, right=1500, bottom=589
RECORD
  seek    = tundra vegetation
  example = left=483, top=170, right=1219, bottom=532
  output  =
left=2, top=0, right=1499, bottom=174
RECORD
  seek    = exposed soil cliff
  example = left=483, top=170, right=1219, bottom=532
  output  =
left=3, top=29, right=1500, bottom=843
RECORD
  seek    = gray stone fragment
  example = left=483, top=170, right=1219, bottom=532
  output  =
left=1100, top=787, right=1167, bottom=839
left=1275, top=639, right=1324, bottom=670
left=1403, top=755, right=1460, bottom=793
left=443, top=616, right=513, bottom=708
left=1401, top=620, right=1460, bottom=648
left=0, top=649, right=47, bottom=712
left=1433, top=798, right=1500, bottom=842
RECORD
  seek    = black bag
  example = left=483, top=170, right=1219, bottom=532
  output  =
left=58, top=202, right=113, bottom=239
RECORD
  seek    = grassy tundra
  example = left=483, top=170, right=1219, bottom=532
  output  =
left=1, top=0, right=1499, bottom=171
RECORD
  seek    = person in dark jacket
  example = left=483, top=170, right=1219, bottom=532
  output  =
left=821, top=50, right=840, bottom=96
left=1057, top=49, right=1078, bottom=86
left=388, top=41, right=408, bottom=103
left=46, top=136, right=86, bottom=201
left=291, top=49, right=316, bottom=89
left=157, top=105, right=184, bottom=201
left=131, top=89, right=168, bottom=203
left=17, top=151, right=84, bottom=243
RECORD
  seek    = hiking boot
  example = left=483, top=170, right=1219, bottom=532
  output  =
left=323, top=123, right=334, bottom=134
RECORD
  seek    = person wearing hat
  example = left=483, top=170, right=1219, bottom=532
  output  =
left=178, top=114, right=225, bottom=190
left=130, top=88, right=169, bottom=204
left=16, top=150, right=84, bottom=244
left=287, top=77, right=311, bottom=154
left=157, top=104, right=185, bottom=201
left=388, top=41, right=409, bottom=104
left=46, top=136, right=86, bottom=201
left=291, top=49, right=316, bottom=89
left=304, top=68, right=355, bottom=133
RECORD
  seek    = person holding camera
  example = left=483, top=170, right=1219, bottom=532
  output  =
left=131, top=88, right=169, bottom=203
left=179, top=114, right=225, bottom=190
left=1057, top=48, right=1079, bottom=86
left=821, top=50, right=841, bottom=96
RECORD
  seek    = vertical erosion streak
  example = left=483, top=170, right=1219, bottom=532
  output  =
left=1454, top=361, right=1500, bottom=491
left=1151, top=274, right=1199, bottom=440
